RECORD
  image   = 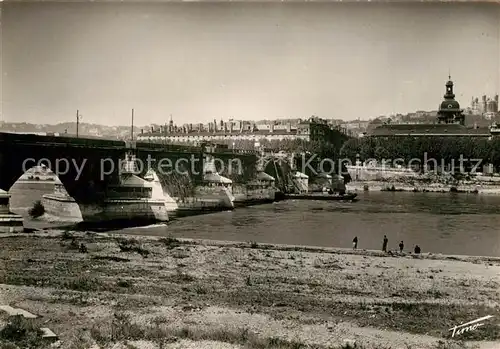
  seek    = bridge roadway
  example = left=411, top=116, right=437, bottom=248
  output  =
left=0, top=131, right=258, bottom=208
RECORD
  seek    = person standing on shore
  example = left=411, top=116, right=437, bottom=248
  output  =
left=382, top=235, right=388, bottom=252
left=353, top=236, right=358, bottom=250
left=399, top=241, right=404, bottom=253
left=414, top=245, right=421, bottom=254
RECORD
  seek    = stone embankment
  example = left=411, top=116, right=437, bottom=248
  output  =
left=347, top=181, right=500, bottom=194
left=347, top=174, right=500, bottom=194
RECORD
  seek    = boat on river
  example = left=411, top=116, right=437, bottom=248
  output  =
left=284, top=192, right=358, bottom=201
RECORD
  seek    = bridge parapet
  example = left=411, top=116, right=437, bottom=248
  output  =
left=137, top=139, right=261, bottom=156
left=0, top=133, right=126, bottom=149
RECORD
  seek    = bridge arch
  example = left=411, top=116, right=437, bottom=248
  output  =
left=9, top=165, right=84, bottom=221
left=0, top=133, right=128, bottom=223
left=0, top=135, right=125, bottom=203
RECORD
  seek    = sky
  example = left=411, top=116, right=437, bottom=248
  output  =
left=1, top=2, right=499, bottom=126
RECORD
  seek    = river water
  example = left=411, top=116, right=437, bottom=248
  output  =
left=9, top=182, right=500, bottom=257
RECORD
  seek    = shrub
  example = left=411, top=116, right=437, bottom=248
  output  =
left=117, top=238, right=150, bottom=257
left=66, top=276, right=100, bottom=292
left=159, top=236, right=181, bottom=249
left=28, top=201, right=45, bottom=218
left=0, top=315, right=43, bottom=348
left=116, top=279, right=133, bottom=288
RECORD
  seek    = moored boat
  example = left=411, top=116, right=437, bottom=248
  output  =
left=284, top=192, right=358, bottom=201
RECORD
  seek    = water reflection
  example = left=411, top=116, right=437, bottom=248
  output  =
left=8, top=183, right=500, bottom=257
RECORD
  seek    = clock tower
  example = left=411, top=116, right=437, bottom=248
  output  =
left=437, top=76, right=465, bottom=125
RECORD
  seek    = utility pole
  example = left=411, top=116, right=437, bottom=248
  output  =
left=76, top=110, right=81, bottom=138
left=131, top=108, right=134, bottom=141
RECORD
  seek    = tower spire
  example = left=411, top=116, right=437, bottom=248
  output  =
left=438, top=76, right=463, bottom=125
left=168, top=114, right=174, bottom=132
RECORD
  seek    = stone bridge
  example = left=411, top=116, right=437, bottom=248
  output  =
left=0, top=132, right=258, bottom=226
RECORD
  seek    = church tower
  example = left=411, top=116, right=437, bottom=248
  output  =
left=168, top=114, right=174, bottom=132
left=437, top=76, right=464, bottom=125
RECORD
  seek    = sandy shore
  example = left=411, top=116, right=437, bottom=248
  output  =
left=0, top=231, right=499, bottom=349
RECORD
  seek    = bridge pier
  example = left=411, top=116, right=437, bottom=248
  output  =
left=0, top=132, right=259, bottom=228
left=0, top=190, right=24, bottom=233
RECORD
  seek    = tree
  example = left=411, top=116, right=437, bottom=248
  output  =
left=339, top=138, right=361, bottom=163
left=374, top=146, right=389, bottom=160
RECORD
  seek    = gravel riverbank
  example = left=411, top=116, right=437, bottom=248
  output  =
left=0, top=231, right=499, bottom=349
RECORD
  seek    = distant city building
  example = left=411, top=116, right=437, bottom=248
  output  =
left=137, top=116, right=348, bottom=145
left=339, top=119, right=370, bottom=138
left=368, top=77, right=496, bottom=138
left=470, top=95, right=499, bottom=118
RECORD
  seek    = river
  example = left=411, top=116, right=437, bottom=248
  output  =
left=9, top=181, right=500, bottom=257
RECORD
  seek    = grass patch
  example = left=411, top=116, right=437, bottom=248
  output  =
left=90, top=313, right=316, bottom=348
left=0, top=315, right=47, bottom=349
left=1, top=274, right=52, bottom=288
left=358, top=302, right=500, bottom=340
left=190, top=284, right=208, bottom=294
left=92, top=255, right=130, bottom=263
left=61, top=231, right=74, bottom=240
left=117, top=279, right=134, bottom=288
left=116, top=238, right=150, bottom=257
left=91, top=312, right=145, bottom=343
left=159, top=236, right=182, bottom=249
left=88, top=313, right=470, bottom=349
left=65, top=276, right=101, bottom=292
left=211, top=286, right=500, bottom=341
left=170, top=269, right=196, bottom=283
left=68, top=238, right=79, bottom=250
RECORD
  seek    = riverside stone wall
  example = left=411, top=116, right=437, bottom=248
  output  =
left=346, top=181, right=500, bottom=194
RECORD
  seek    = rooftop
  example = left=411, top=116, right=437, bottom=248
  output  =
left=368, top=123, right=491, bottom=136
left=139, top=129, right=300, bottom=137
